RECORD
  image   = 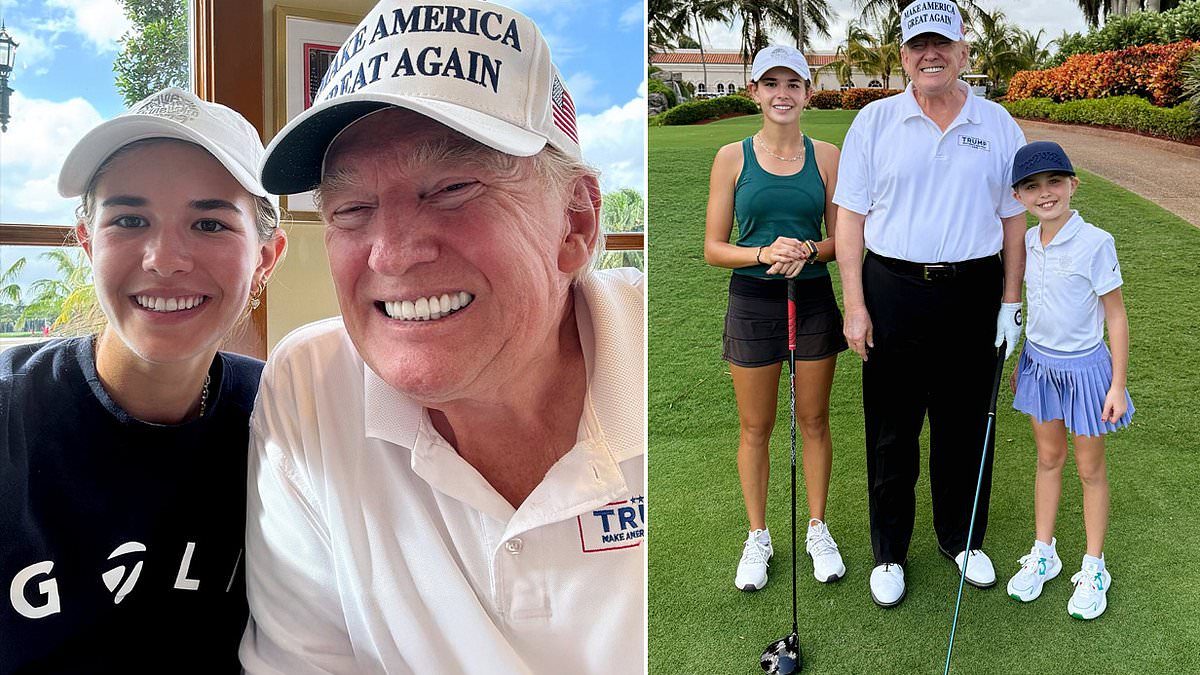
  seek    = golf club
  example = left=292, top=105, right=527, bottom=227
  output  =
left=761, top=278, right=802, bottom=674
left=942, top=342, right=1007, bottom=675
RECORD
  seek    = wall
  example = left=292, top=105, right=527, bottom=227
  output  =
left=260, top=0, right=376, bottom=349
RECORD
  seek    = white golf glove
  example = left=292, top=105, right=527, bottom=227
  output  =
left=995, top=302, right=1023, bottom=360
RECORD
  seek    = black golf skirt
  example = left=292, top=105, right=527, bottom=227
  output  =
left=722, top=273, right=848, bottom=367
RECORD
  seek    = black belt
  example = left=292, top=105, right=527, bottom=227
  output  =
left=867, top=251, right=998, bottom=281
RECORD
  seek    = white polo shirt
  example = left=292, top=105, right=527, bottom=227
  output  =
left=833, top=81, right=1026, bottom=263
left=240, top=268, right=645, bottom=675
left=1024, top=211, right=1122, bottom=352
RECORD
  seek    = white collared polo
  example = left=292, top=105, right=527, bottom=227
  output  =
left=240, top=268, right=646, bottom=675
left=833, top=81, right=1026, bottom=263
left=1024, top=211, right=1122, bottom=352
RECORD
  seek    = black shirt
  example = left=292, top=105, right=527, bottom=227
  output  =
left=0, top=337, right=262, bottom=674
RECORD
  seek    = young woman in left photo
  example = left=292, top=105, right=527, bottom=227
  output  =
left=0, top=87, right=285, bottom=673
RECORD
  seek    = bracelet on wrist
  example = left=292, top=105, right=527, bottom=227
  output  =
left=756, top=246, right=765, bottom=265
left=806, top=240, right=820, bottom=262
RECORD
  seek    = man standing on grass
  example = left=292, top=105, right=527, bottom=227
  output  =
left=238, top=1, right=645, bottom=672
left=833, top=0, right=1026, bottom=608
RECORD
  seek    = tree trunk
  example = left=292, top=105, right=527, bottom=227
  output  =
left=693, top=12, right=708, bottom=92
left=1147, top=0, right=1161, bottom=12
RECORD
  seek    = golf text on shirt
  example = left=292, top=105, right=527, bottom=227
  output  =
left=579, top=495, right=646, bottom=552
left=318, top=4, right=523, bottom=97
left=9, top=543, right=242, bottom=619
left=902, top=2, right=958, bottom=32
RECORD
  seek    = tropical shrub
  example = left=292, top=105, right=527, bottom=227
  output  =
left=808, top=90, right=842, bottom=109
left=1184, top=49, right=1200, bottom=126
left=1008, top=41, right=1199, bottom=107
left=841, top=88, right=902, bottom=110
left=658, top=95, right=759, bottom=125
left=1002, top=96, right=1198, bottom=142
left=1050, top=0, right=1200, bottom=66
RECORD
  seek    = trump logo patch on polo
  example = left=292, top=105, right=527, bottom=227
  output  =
left=578, top=495, right=645, bottom=553
left=958, top=135, right=990, bottom=151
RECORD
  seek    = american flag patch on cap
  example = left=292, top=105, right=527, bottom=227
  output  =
left=551, top=75, right=578, bottom=144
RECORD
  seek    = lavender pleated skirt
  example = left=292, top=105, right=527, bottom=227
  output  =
left=1013, top=340, right=1134, bottom=437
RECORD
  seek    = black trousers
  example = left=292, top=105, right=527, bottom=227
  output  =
left=862, top=252, right=1002, bottom=565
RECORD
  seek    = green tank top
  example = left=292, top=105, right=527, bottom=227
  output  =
left=733, top=135, right=829, bottom=280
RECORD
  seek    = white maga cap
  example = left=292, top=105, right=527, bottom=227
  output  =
left=259, top=0, right=582, bottom=196
left=750, top=45, right=811, bottom=82
left=58, top=87, right=279, bottom=224
left=900, top=1, right=964, bottom=45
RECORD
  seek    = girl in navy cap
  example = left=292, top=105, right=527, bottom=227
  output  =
left=704, top=45, right=848, bottom=592
left=1004, top=140, right=1133, bottom=620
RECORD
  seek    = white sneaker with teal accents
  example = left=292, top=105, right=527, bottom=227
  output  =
left=735, top=530, right=773, bottom=591
left=1007, top=543, right=1062, bottom=602
left=1068, top=561, right=1112, bottom=619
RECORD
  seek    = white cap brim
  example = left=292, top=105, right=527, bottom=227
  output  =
left=261, top=92, right=548, bottom=196
left=58, top=115, right=267, bottom=201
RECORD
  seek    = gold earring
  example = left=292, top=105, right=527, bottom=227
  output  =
left=248, top=280, right=265, bottom=312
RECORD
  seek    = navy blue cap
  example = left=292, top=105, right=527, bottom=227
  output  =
left=1011, top=141, right=1075, bottom=188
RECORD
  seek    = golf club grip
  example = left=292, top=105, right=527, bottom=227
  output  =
left=988, top=342, right=1006, bottom=414
left=787, top=279, right=796, bottom=352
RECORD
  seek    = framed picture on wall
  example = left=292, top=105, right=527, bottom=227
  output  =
left=273, top=5, right=361, bottom=220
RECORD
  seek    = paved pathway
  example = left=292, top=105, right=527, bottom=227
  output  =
left=1017, top=119, right=1200, bottom=228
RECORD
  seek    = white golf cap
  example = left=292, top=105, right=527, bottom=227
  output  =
left=58, top=87, right=279, bottom=224
left=750, top=45, right=811, bottom=82
left=259, top=0, right=582, bottom=196
left=900, top=1, right=964, bottom=45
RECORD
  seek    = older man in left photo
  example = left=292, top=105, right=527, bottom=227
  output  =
left=238, top=1, right=646, bottom=674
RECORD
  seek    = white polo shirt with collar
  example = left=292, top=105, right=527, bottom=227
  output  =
left=240, top=268, right=645, bottom=675
left=833, top=80, right=1027, bottom=263
left=1024, top=211, right=1122, bottom=352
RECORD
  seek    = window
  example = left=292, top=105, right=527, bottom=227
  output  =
left=697, top=82, right=706, bottom=93
left=716, top=83, right=725, bottom=94
left=0, top=0, right=194, bottom=352
left=868, top=80, right=882, bottom=88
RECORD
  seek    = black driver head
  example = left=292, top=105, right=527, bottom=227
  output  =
left=760, top=632, right=802, bottom=673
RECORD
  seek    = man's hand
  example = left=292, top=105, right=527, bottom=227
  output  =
left=844, top=305, right=873, bottom=361
left=996, top=302, right=1022, bottom=359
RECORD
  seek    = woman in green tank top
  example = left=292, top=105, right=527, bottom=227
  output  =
left=703, top=46, right=850, bottom=592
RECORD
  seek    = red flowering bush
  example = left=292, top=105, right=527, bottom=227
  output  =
left=841, top=88, right=903, bottom=109
left=1008, top=40, right=1199, bottom=106
left=807, top=90, right=843, bottom=109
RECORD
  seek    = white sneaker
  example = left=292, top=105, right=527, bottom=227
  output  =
left=1068, top=561, right=1112, bottom=620
left=805, top=520, right=846, bottom=582
left=1006, top=541, right=1062, bottom=602
left=951, top=549, right=997, bottom=588
left=870, top=563, right=905, bottom=607
left=735, top=530, right=773, bottom=591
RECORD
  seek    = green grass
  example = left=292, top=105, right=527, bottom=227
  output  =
left=648, top=111, right=1200, bottom=674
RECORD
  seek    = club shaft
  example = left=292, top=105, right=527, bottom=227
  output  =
left=944, top=345, right=1007, bottom=674
left=788, top=279, right=798, bottom=633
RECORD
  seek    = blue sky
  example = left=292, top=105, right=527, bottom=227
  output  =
left=0, top=0, right=646, bottom=291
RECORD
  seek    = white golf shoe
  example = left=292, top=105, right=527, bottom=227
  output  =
left=1068, top=561, right=1111, bottom=620
left=805, top=519, right=845, bottom=582
left=951, top=549, right=997, bottom=588
left=735, top=530, right=773, bottom=591
left=1007, top=540, right=1062, bottom=602
left=870, top=563, right=905, bottom=607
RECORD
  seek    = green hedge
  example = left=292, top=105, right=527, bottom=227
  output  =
left=1002, top=96, right=1199, bottom=141
left=658, top=95, right=760, bottom=125
left=1051, top=0, right=1200, bottom=66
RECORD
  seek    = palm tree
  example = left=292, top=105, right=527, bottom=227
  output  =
left=19, top=248, right=100, bottom=335
left=789, top=0, right=834, bottom=52
left=649, top=0, right=731, bottom=92
left=970, top=7, right=1026, bottom=88
left=1013, top=28, right=1052, bottom=71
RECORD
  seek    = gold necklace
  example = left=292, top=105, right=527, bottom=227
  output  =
left=754, top=133, right=805, bottom=162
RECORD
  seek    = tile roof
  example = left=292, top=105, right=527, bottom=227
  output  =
left=651, top=50, right=837, bottom=67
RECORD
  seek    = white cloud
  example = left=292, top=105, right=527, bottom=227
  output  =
left=0, top=92, right=104, bottom=225
left=619, top=3, right=643, bottom=29
left=577, top=89, right=646, bottom=195
left=565, top=72, right=613, bottom=112
left=46, top=0, right=131, bottom=53
left=4, top=28, right=54, bottom=77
